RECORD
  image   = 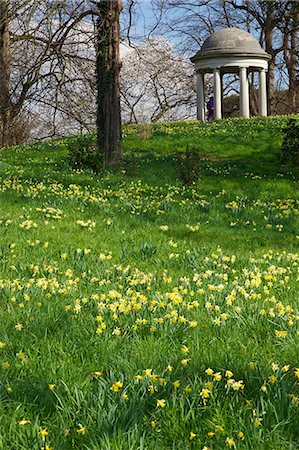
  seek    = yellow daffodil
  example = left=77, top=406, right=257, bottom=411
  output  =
left=76, top=424, right=86, bottom=434
left=39, top=428, right=48, bottom=439
left=226, top=437, right=235, bottom=447
left=156, top=399, right=166, bottom=408
left=19, top=418, right=30, bottom=426
left=189, top=431, right=196, bottom=440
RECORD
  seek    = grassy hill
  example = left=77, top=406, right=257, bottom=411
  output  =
left=0, top=116, right=298, bottom=449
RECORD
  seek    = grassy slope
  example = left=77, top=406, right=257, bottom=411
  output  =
left=0, top=116, right=298, bottom=450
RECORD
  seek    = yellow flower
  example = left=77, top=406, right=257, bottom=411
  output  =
left=229, top=380, right=245, bottom=390
left=111, top=381, right=123, bottom=392
left=282, top=365, right=290, bottom=373
left=183, top=385, right=192, bottom=393
left=189, top=431, right=196, bottom=440
left=150, top=421, right=156, bottom=427
left=294, top=368, right=299, bottom=380
left=2, top=361, right=10, bottom=369
left=181, top=345, right=189, bottom=354
left=91, top=371, right=102, bottom=378
left=48, top=384, right=55, bottom=391
left=39, top=428, right=48, bottom=438
left=207, top=431, right=215, bottom=438
left=19, top=418, right=30, bottom=426
left=254, top=417, right=263, bottom=426
left=226, top=437, right=235, bottom=447
left=225, top=370, right=233, bottom=378
left=200, top=388, right=210, bottom=399
left=213, top=372, right=222, bottom=381
left=0, top=342, right=5, bottom=349
left=181, top=359, right=189, bottom=366
left=159, top=378, right=166, bottom=386
left=166, top=364, right=173, bottom=372
left=148, top=385, right=157, bottom=394
left=290, top=395, right=299, bottom=406
left=150, top=373, right=158, bottom=383
left=238, top=431, right=244, bottom=439
left=271, top=362, right=279, bottom=371
left=16, top=351, right=29, bottom=364
left=275, top=330, right=288, bottom=338
left=76, top=424, right=86, bottom=434
left=15, top=323, right=23, bottom=331
left=156, top=399, right=166, bottom=408
left=205, top=368, right=214, bottom=376
left=112, top=328, right=121, bottom=336
left=172, top=380, right=180, bottom=389
left=121, top=393, right=129, bottom=401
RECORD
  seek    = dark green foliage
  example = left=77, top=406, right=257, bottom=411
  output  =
left=176, top=146, right=201, bottom=185
left=140, top=242, right=157, bottom=259
left=67, top=135, right=101, bottom=172
left=278, top=118, right=299, bottom=165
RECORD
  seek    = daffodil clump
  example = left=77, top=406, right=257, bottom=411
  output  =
left=0, top=117, right=298, bottom=449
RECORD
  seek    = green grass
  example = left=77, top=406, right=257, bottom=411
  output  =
left=123, top=116, right=286, bottom=160
left=0, top=116, right=298, bottom=450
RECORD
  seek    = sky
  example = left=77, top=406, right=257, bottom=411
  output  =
left=123, top=0, right=161, bottom=42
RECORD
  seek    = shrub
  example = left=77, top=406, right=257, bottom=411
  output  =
left=278, top=118, right=299, bottom=166
left=176, top=145, right=201, bottom=185
left=140, top=242, right=157, bottom=258
left=67, top=136, right=101, bottom=172
left=138, top=123, right=154, bottom=140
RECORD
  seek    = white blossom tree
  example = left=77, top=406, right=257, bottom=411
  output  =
left=121, top=37, right=197, bottom=123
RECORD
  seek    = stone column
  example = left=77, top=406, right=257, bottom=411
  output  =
left=221, top=73, right=224, bottom=118
left=196, top=72, right=205, bottom=122
left=213, top=68, right=222, bottom=119
left=259, top=68, right=267, bottom=116
left=239, top=67, right=250, bottom=118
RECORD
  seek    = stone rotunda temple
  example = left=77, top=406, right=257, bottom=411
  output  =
left=191, top=28, right=271, bottom=121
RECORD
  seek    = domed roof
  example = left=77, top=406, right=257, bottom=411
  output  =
left=191, top=28, right=270, bottom=61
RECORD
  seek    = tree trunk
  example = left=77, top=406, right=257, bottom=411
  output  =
left=0, top=0, right=13, bottom=146
left=96, top=0, right=123, bottom=166
left=249, top=72, right=259, bottom=116
left=264, top=1, right=275, bottom=116
left=288, top=3, right=298, bottom=113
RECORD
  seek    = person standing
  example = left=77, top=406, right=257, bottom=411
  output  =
left=207, top=96, right=214, bottom=121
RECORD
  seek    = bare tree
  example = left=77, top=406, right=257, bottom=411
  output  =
left=0, top=0, right=94, bottom=146
left=281, top=1, right=298, bottom=113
